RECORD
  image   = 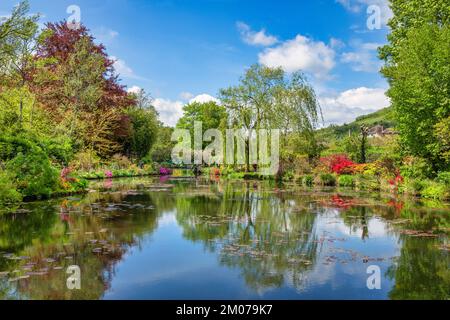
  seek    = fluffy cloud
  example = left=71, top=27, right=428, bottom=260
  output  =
left=237, top=22, right=278, bottom=46
left=319, top=87, right=389, bottom=125
left=189, top=94, right=220, bottom=104
left=111, top=56, right=146, bottom=80
left=152, top=98, right=184, bottom=127
left=258, top=35, right=335, bottom=79
left=111, top=56, right=136, bottom=78
left=127, top=85, right=142, bottom=94
left=341, top=42, right=383, bottom=72
left=336, top=0, right=393, bottom=26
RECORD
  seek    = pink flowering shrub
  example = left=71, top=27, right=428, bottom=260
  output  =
left=159, top=167, right=172, bottom=176
left=105, top=170, right=113, bottom=178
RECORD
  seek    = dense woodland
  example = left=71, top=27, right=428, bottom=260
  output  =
left=0, top=0, right=449, bottom=210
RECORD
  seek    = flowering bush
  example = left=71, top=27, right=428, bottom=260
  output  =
left=388, top=172, right=403, bottom=193
left=105, top=170, right=113, bottom=178
left=320, top=154, right=356, bottom=175
left=159, top=167, right=172, bottom=176
left=210, top=167, right=221, bottom=177
left=61, top=167, right=76, bottom=182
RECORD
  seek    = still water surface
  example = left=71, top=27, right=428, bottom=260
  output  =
left=0, top=177, right=449, bottom=300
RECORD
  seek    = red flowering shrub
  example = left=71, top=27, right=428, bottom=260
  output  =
left=320, top=155, right=356, bottom=175
left=388, top=172, right=404, bottom=193
left=210, top=167, right=221, bottom=177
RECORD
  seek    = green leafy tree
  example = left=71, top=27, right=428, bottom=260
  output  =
left=125, top=106, right=159, bottom=160
left=380, top=0, right=450, bottom=172
left=150, top=125, right=174, bottom=164
left=220, top=64, right=321, bottom=171
left=0, top=1, right=40, bottom=126
left=176, top=100, right=227, bottom=144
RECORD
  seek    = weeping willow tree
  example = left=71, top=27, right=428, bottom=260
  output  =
left=219, top=64, right=322, bottom=173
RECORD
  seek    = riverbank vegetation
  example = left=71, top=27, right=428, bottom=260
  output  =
left=0, top=0, right=449, bottom=211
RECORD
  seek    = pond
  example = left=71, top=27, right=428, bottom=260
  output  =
left=0, top=177, right=449, bottom=300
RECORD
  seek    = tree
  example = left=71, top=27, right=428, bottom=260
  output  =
left=380, top=17, right=450, bottom=171
left=32, top=22, right=134, bottom=156
left=176, top=100, right=227, bottom=142
left=379, top=0, right=449, bottom=64
left=220, top=64, right=321, bottom=170
left=0, top=1, right=40, bottom=126
left=150, top=126, right=175, bottom=164
left=125, top=106, right=159, bottom=160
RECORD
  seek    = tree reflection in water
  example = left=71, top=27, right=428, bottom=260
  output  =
left=0, top=177, right=448, bottom=300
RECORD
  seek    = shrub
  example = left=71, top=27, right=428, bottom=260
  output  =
left=111, top=154, right=132, bottom=169
left=437, top=172, right=450, bottom=185
left=400, top=156, right=433, bottom=179
left=0, top=169, right=22, bottom=206
left=303, top=175, right=314, bottom=186
left=6, top=148, right=59, bottom=198
left=159, top=167, right=172, bottom=176
left=320, top=154, right=356, bottom=175
left=398, top=178, right=425, bottom=196
left=319, top=173, right=336, bottom=186
left=71, top=150, right=100, bottom=171
left=105, top=170, right=113, bottom=178
left=338, top=175, right=355, bottom=187
left=355, top=174, right=380, bottom=191
left=421, top=182, right=449, bottom=200
left=282, top=170, right=295, bottom=181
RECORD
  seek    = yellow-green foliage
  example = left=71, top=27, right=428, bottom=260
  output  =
left=420, top=182, right=449, bottom=200
left=0, top=169, right=22, bottom=207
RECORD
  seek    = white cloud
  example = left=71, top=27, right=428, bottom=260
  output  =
left=189, top=94, right=220, bottom=104
left=336, top=0, right=362, bottom=13
left=111, top=56, right=145, bottom=80
left=180, top=92, right=194, bottom=100
left=336, top=0, right=393, bottom=26
left=258, top=35, right=335, bottom=79
left=341, top=42, right=383, bottom=72
left=153, top=98, right=184, bottom=127
left=319, top=87, right=389, bottom=125
left=237, top=22, right=278, bottom=47
left=329, top=38, right=345, bottom=50
left=127, top=86, right=142, bottom=94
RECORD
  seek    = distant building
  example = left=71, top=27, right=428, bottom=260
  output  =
left=367, top=125, right=397, bottom=138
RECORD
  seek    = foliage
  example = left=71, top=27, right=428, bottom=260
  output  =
left=176, top=101, right=227, bottom=147
left=302, top=175, right=314, bottom=187
left=420, top=182, right=449, bottom=200
left=70, top=150, right=101, bottom=171
left=354, top=174, right=380, bottom=191
left=159, top=167, right=172, bottom=176
left=111, top=154, right=132, bottom=169
left=125, top=105, right=159, bottom=160
left=0, top=169, right=22, bottom=206
left=400, top=156, right=433, bottom=180
left=380, top=3, right=450, bottom=171
left=320, top=154, right=355, bottom=175
left=338, top=175, right=355, bottom=187
left=149, top=126, right=174, bottom=164
left=219, top=64, right=321, bottom=170
left=32, top=22, right=134, bottom=156
left=317, top=173, right=336, bottom=186
left=437, top=172, right=450, bottom=185
left=6, top=147, right=59, bottom=198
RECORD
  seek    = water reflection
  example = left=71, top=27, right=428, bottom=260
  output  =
left=0, top=177, right=448, bottom=300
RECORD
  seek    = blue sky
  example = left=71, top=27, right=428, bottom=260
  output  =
left=0, top=0, right=393, bottom=127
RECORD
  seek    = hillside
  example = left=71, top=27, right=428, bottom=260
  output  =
left=318, top=107, right=396, bottom=140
